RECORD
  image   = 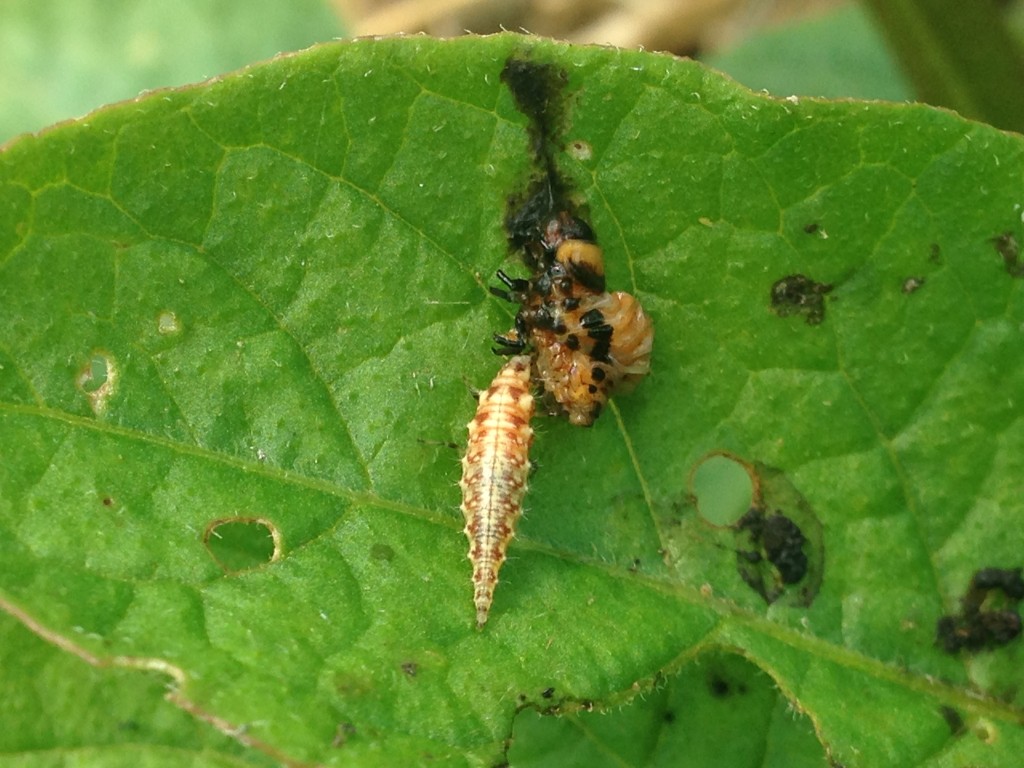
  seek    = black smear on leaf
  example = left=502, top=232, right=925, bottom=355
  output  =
left=991, top=231, right=1024, bottom=276
left=937, top=567, right=1024, bottom=653
left=770, top=274, right=834, bottom=325
left=732, top=462, right=824, bottom=606
left=739, top=510, right=808, bottom=584
left=501, top=54, right=581, bottom=253
left=501, top=57, right=568, bottom=166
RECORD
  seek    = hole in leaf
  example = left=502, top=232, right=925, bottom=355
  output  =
left=203, top=517, right=281, bottom=574
left=75, top=351, right=117, bottom=414
left=691, top=453, right=754, bottom=527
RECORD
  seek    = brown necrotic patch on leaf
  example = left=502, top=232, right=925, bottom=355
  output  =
left=203, top=517, right=282, bottom=574
left=936, top=567, right=1024, bottom=653
left=737, top=462, right=823, bottom=606
left=770, top=274, right=834, bottom=325
left=990, top=231, right=1024, bottom=276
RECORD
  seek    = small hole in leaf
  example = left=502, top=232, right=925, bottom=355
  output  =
left=76, top=351, right=117, bottom=414
left=691, top=453, right=754, bottom=527
left=203, top=517, right=281, bottom=573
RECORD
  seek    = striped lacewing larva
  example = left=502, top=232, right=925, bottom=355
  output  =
left=460, top=354, right=535, bottom=627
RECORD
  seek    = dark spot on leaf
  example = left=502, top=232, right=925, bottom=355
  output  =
left=803, top=222, right=820, bottom=234
left=901, top=276, right=925, bottom=294
left=370, top=543, right=395, bottom=562
left=203, top=517, right=279, bottom=574
left=728, top=462, right=824, bottom=606
left=737, top=508, right=809, bottom=601
left=770, top=274, right=833, bottom=325
left=401, top=661, right=417, bottom=677
left=708, top=674, right=730, bottom=697
left=991, top=231, right=1024, bottom=276
left=101, top=495, right=114, bottom=507
left=937, top=567, right=1023, bottom=653
left=662, top=710, right=676, bottom=724
left=938, top=705, right=965, bottom=736
left=541, top=686, right=555, bottom=698
left=628, top=558, right=641, bottom=572
left=973, top=567, right=1024, bottom=598
left=929, top=242, right=942, bottom=264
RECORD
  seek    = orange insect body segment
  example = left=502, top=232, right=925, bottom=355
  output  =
left=460, top=355, right=535, bottom=627
left=533, top=287, right=654, bottom=425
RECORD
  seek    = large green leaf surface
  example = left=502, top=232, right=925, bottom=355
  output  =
left=2, top=34, right=1023, bottom=767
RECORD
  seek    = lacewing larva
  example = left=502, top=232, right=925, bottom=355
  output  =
left=460, top=354, right=535, bottom=627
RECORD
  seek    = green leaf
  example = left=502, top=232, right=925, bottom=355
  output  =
left=0, top=611, right=275, bottom=766
left=3, top=33, right=1024, bottom=767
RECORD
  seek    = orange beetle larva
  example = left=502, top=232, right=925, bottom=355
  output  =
left=493, top=215, right=654, bottom=426
left=460, top=354, right=535, bottom=627
left=533, top=289, right=654, bottom=426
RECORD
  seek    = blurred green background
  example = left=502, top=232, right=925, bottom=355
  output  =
left=5, top=0, right=1023, bottom=145
left=0, top=0, right=933, bottom=145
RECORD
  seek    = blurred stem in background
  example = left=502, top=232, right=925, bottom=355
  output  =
left=861, top=0, right=1024, bottom=133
